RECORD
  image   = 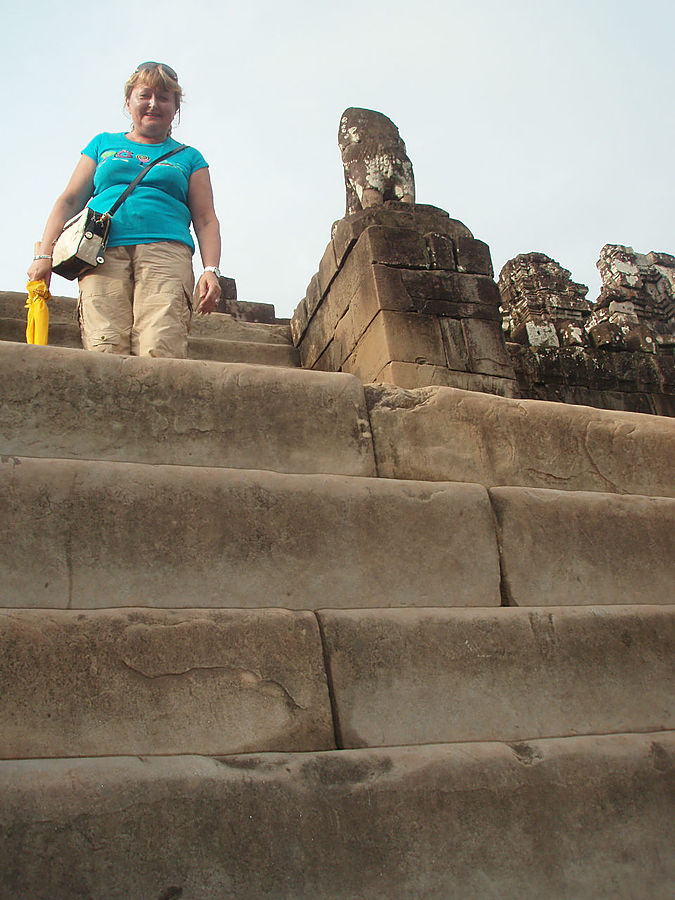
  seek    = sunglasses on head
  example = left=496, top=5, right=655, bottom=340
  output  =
left=135, top=61, right=178, bottom=81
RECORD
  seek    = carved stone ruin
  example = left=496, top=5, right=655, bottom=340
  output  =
left=292, top=108, right=518, bottom=397
left=499, top=250, right=675, bottom=415
left=590, top=244, right=675, bottom=352
left=498, top=252, right=592, bottom=348
left=338, top=107, right=415, bottom=216
left=291, top=107, right=673, bottom=415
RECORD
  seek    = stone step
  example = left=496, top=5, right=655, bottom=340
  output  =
left=0, top=457, right=500, bottom=609
left=187, top=335, right=298, bottom=367
left=0, top=608, right=334, bottom=759
left=0, top=319, right=298, bottom=367
left=0, top=342, right=375, bottom=476
left=1, top=291, right=298, bottom=366
left=1, top=291, right=294, bottom=344
left=0, top=291, right=77, bottom=325
left=490, top=486, right=675, bottom=607
left=1, top=605, right=671, bottom=760
left=1, top=733, right=672, bottom=898
left=366, top=381, right=675, bottom=498
left=3, top=456, right=672, bottom=611
left=318, top=605, right=675, bottom=748
left=0, top=316, right=80, bottom=349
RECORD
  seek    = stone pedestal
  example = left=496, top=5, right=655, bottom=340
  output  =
left=291, top=202, right=519, bottom=397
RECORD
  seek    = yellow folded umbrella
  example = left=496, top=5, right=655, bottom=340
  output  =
left=25, top=279, right=51, bottom=345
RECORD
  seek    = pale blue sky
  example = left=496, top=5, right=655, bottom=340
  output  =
left=4, top=0, right=673, bottom=318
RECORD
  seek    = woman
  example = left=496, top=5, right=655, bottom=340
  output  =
left=27, top=61, right=222, bottom=358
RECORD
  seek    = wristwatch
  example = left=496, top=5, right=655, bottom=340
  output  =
left=203, top=266, right=221, bottom=278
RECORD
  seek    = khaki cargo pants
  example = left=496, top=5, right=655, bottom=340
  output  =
left=78, top=242, right=194, bottom=358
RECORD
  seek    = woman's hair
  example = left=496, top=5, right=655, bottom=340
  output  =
left=124, top=63, right=183, bottom=114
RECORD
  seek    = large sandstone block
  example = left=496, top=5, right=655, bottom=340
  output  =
left=366, top=382, right=675, bottom=496
left=342, top=309, right=446, bottom=382
left=0, top=457, right=501, bottom=608
left=0, top=342, right=376, bottom=477
left=375, top=361, right=519, bottom=396
left=491, top=487, right=675, bottom=606
left=0, top=608, right=333, bottom=758
left=318, top=606, right=675, bottom=748
left=1, top=733, right=672, bottom=898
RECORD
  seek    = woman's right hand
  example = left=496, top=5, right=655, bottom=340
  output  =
left=27, top=257, right=53, bottom=288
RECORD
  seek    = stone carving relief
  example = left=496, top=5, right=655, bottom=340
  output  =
left=338, top=107, right=415, bottom=216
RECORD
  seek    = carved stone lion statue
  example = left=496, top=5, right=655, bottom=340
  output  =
left=338, top=107, right=415, bottom=216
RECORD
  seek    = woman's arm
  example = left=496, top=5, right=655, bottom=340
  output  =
left=27, top=155, right=97, bottom=286
left=187, top=167, right=222, bottom=314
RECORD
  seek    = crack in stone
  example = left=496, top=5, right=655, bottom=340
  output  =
left=580, top=422, right=622, bottom=493
left=117, top=660, right=307, bottom=710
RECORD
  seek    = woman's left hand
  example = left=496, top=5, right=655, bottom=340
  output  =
left=196, top=271, right=221, bottom=314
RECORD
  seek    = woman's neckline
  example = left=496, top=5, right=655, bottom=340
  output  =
left=124, top=131, right=173, bottom=146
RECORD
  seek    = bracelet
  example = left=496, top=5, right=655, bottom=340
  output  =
left=33, top=255, right=52, bottom=261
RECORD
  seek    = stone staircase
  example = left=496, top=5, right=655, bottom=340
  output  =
left=0, top=290, right=300, bottom=368
left=0, top=321, right=674, bottom=897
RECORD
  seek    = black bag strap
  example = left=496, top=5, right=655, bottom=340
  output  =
left=106, top=144, right=187, bottom=218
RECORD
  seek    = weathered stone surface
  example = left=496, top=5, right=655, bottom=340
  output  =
left=341, top=310, right=446, bottom=382
left=318, top=239, right=339, bottom=297
left=291, top=203, right=511, bottom=396
left=218, top=275, right=237, bottom=312
left=296, top=293, right=337, bottom=368
left=597, top=244, right=675, bottom=336
left=400, top=269, right=501, bottom=317
left=356, top=224, right=428, bottom=268
left=499, top=253, right=591, bottom=346
left=331, top=205, right=416, bottom=268
left=438, top=317, right=470, bottom=371
left=508, top=345, right=675, bottom=415
left=1, top=734, right=673, bottom=898
left=0, top=291, right=78, bottom=325
left=0, top=343, right=376, bottom=476
left=318, top=606, right=675, bottom=747
left=338, top=108, right=415, bottom=216
left=412, top=205, right=473, bottom=241
left=424, top=232, right=456, bottom=270
left=460, top=318, right=515, bottom=378
left=365, top=381, right=675, bottom=496
left=375, top=361, right=519, bottom=396
left=0, top=608, right=333, bottom=758
left=186, top=337, right=299, bottom=367
left=455, top=236, right=493, bottom=276
left=586, top=312, right=626, bottom=350
left=0, top=317, right=80, bottom=348
left=346, top=264, right=414, bottom=343
left=214, top=298, right=276, bottom=324
left=0, top=319, right=299, bottom=367
left=290, top=297, right=309, bottom=346
left=518, top=320, right=560, bottom=348
left=0, top=457, right=500, bottom=609
left=188, top=312, right=293, bottom=344
left=330, top=204, right=470, bottom=270
left=491, top=487, right=675, bottom=606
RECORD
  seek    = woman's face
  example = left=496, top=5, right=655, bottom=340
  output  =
left=126, top=83, right=178, bottom=141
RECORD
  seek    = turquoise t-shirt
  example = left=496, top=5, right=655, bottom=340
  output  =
left=81, top=133, right=208, bottom=252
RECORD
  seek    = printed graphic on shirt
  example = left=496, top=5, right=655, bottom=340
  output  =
left=96, top=149, right=188, bottom=177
